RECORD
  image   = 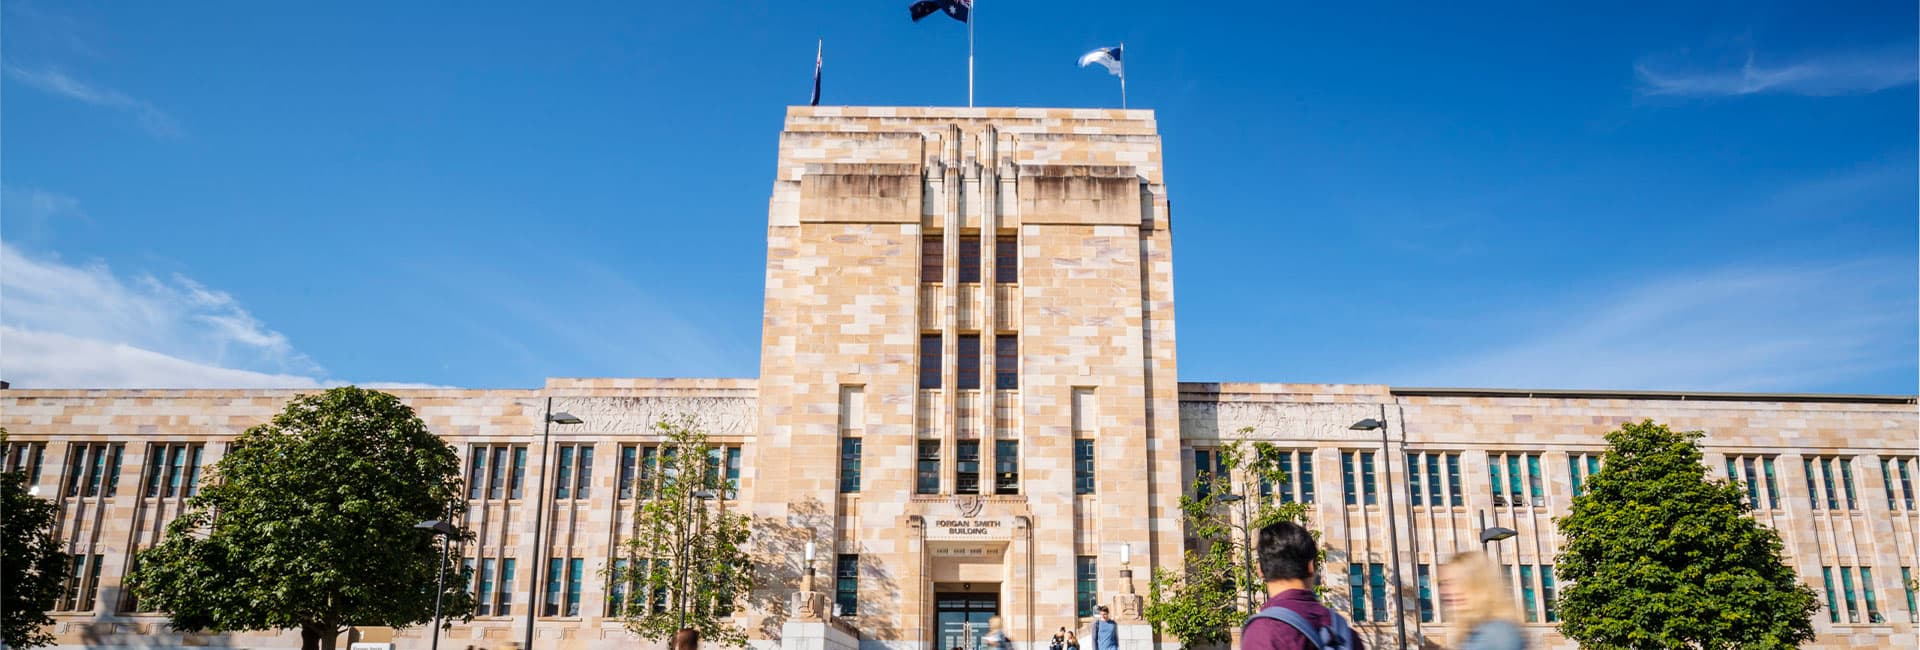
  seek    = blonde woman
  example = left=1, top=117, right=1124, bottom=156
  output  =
left=1439, top=553, right=1527, bottom=650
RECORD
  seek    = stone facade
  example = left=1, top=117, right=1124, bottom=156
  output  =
left=1, top=107, right=1915, bottom=650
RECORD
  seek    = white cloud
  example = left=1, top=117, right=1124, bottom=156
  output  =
left=1396, top=259, right=1916, bottom=392
left=0, top=243, right=443, bottom=389
left=3, top=64, right=181, bottom=136
left=1636, top=47, right=1918, bottom=98
left=0, top=185, right=91, bottom=244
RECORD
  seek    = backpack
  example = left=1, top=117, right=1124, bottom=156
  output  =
left=1242, top=606, right=1354, bottom=650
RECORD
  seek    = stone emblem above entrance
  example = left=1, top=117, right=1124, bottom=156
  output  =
left=953, top=494, right=985, bottom=518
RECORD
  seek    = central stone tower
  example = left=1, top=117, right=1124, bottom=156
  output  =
left=753, top=107, right=1180, bottom=650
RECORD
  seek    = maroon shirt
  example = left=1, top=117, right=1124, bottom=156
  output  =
left=1242, top=589, right=1364, bottom=650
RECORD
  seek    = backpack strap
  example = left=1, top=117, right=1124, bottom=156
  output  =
left=1241, top=607, right=1326, bottom=650
left=1320, top=611, right=1354, bottom=649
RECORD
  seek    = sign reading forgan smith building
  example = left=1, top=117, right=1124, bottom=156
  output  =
left=2, top=106, right=1914, bottom=650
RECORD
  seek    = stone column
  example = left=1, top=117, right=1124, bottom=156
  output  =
left=1111, top=565, right=1152, bottom=650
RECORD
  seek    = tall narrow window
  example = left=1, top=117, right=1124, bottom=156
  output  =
left=477, top=558, right=497, bottom=616
left=166, top=446, right=186, bottom=498
left=1903, top=567, right=1917, bottom=623
left=994, top=441, right=1019, bottom=495
left=640, top=447, right=659, bottom=499
left=1742, top=457, right=1760, bottom=506
left=145, top=448, right=165, bottom=498
left=1838, top=458, right=1857, bottom=510
left=920, top=335, right=943, bottom=389
left=498, top=558, right=516, bottom=615
left=922, top=235, right=944, bottom=283
left=1805, top=459, right=1821, bottom=510
left=1360, top=451, right=1378, bottom=506
left=575, top=445, right=595, bottom=499
left=82, top=554, right=103, bottom=610
left=85, top=444, right=107, bottom=497
left=510, top=447, right=528, bottom=499
left=840, top=438, right=863, bottom=493
left=1416, top=564, right=1434, bottom=622
left=957, top=335, right=981, bottom=389
left=1884, top=459, right=1901, bottom=510
left=994, top=336, right=1018, bottom=389
left=1901, top=459, right=1916, bottom=510
left=1349, top=564, right=1367, bottom=621
left=566, top=558, right=584, bottom=617
left=955, top=441, right=980, bottom=494
left=917, top=441, right=941, bottom=495
left=1763, top=457, right=1780, bottom=509
left=62, top=555, right=88, bottom=611
left=1076, top=556, right=1098, bottom=617
left=608, top=558, right=629, bottom=616
left=1407, top=453, right=1424, bottom=507
left=6, top=443, right=46, bottom=486
left=1368, top=563, right=1388, bottom=622
left=1542, top=565, right=1559, bottom=622
left=619, top=445, right=638, bottom=500
left=995, top=235, right=1017, bottom=283
left=1301, top=452, right=1318, bottom=504
left=103, top=444, right=123, bottom=498
left=490, top=446, right=509, bottom=499
left=1861, top=566, right=1882, bottom=623
left=958, top=236, right=982, bottom=282
left=1489, top=455, right=1505, bottom=507
left=555, top=446, right=575, bottom=500
left=1342, top=452, right=1359, bottom=506
left=544, top=558, right=564, bottom=616
left=1526, top=454, right=1544, bottom=506
left=65, top=446, right=87, bottom=497
left=1506, top=454, right=1524, bottom=506
left=1520, top=565, right=1538, bottom=622
left=184, top=446, right=203, bottom=496
left=1074, top=439, right=1095, bottom=495
left=1196, top=449, right=1223, bottom=499
left=1444, top=453, right=1460, bottom=506
left=835, top=554, right=860, bottom=616
left=1569, top=454, right=1587, bottom=498
left=1821, top=458, right=1839, bottom=510
left=1822, top=567, right=1839, bottom=623
left=1424, top=453, right=1443, bottom=508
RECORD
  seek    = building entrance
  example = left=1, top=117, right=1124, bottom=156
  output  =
left=934, top=591, right=999, bottom=650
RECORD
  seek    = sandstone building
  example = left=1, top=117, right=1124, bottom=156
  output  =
left=3, top=107, right=1915, bottom=650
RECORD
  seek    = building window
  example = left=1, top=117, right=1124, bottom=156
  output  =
left=1839, top=566, right=1860, bottom=623
left=497, top=558, right=516, bottom=615
left=476, top=558, right=497, bottom=616
left=1861, top=567, right=1883, bottom=623
left=1074, top=439, right=1095, bottom=495
left=617, top=445, right=638, bottom=500
left=509, top=447, right=528, bottom=499
left=920, top=335, right=943, bottom=389
left=1568, top=453, right=1601, bottom=498
left=1762, top=457, right=1780, bottom=509
left=609, top=558, right=629, bottom=616
left=5, top=441, right=46, bottom=486
left=1489, top=453, right=1541, bottom=507
left=1408, top=452, right=1457, bottom=508
left=994, top=441, right=1019, bottom=495
left=1342, top=451, right=1377, bottom=506
left=1809, top=456, right=1858, bottom=510
left=1822, top=567, right=1840, bottom=623
left=835, top=554, right=859, bottom=616
left=956, top=441, right=981, bottom=495
left=994, top=336, right=1017, bottom=389
left=555, top=447, right=575, bottom=500
left=1195, top=448, right=1226, bottom=499
left=1839, top=457, right=1858, bottom=509
left=1883, top=457, right=1917, bottom=511
left=1902, top=567, right=1917, bottom=623
left=1271, top=449, right=1316, bottom=504
left=566, top=558, right=584, bottom=617
left=958, top=236, right=982, bottom=283
left=840, top=438, right=863, bottom=493
left=66, top=443, right=121, bottom=498
left=923, top=235, right=943, bottom=283
left=1725, top=455, right=1778, bottom=508
left=723, top=446, right=743, bottom=500
left=544, top=558, right=564, bottom=617
left=917, top=441, right=941, bottom=494
left=995, top=235, right=1017, bottom=283
left=1349, top=564, right=1367, bottom=621
left=470, top=445, right=526, bottom=501
left=145, top=443, right=204, bottom=499
left=1076, top=556, right=1098, bottom=617
left=957, top=335, right=981, bottom=390
left=639, top=447, right=659, bottom=498
left=1519, top=565, right=1538, bottom=622
left=1416, top=564, right=1434, bottom=622
left=1367, top=563, right=1388, bottom=622
left=1542, top=565, right=1559, bottom=622
left=59, top=554, right=103, bottom=612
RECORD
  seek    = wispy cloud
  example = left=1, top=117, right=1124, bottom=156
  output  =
left=1395, top=259, right=1916, bottom=392
left=3, top=64, right=181, bottom=136
left=0, top=243, right=442, bottom=389
left=0, top=185, right=93, bottom=245
left=1636, top=46, right=1918, bottom=98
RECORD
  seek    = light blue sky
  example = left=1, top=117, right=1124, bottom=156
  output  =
left=3, top=1, right=1915, bottom=393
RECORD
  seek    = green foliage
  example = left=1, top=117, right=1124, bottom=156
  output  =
left=1, top=427, right=69, bottom=649
left=1145, top=432, right=1313, bottom=647
left=1555, top=420, right=1819, bottom=650
left=612, top=416, right=754, bottom=648
left=126, top=387, right=474, bottom=650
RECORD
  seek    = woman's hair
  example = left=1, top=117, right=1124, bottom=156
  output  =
left=1440, top=552, right=1521, bottom=647
left=671, top=628, right=700, bottom=650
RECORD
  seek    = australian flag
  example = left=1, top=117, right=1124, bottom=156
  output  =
left=909, top=0, right=970, bottom=23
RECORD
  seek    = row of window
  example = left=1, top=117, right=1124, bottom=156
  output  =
left=922, top=235, right=1017, bottom=284
left=464, top=557, right=519, bottom=616
left=55, top=554, right=103, bottom=612
left=905, top=440, right=1022, bottom=494
left=3, top=442, right=204, bottom=501
left=1413, top=563, right=1560, bottom=625
left=1805, top=457, right=1859, bottom=511
left=466, top=444, right=743, bottom=503
left=918, top=334, right=1018, bottom=390
left=1823, top=566, right=1886, bottom=624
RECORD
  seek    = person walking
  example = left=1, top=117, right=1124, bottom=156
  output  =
left=1063, top=629, right=1081, bottom=650
left=982, top=616, right=1009, bottom=650
left=1090, top=606, right=1118, bottom=650
left=1439, top=553, right=1527, bottom=650
left=1050, top=628, right=1067, bottom=650
left=1241, top=521, right=1361, bottom=650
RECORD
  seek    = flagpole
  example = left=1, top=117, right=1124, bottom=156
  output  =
left=967, top=1, right=975, bottom=107
left=1119, top=42, right=1127, bottom=109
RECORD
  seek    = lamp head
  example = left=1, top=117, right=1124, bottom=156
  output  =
left=547, top=412, right=583, bottom=425
left=1349, top=418, right=1386, bottom=431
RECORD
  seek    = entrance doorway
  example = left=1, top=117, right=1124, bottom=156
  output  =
left=934, top=591, right=999, bottom=650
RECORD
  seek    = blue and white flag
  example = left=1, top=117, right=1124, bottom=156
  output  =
left=1078, top=46, right=1122, bottom=76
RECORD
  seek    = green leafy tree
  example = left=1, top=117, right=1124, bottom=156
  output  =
left=612, top=416, right=754, bottom=648
left=1146, top=432, right=1313, bottom=646
left=1556, top=420, right=1819, bottom=649
left=126, top=387, right=474, bottom=650
left=1, top=427, right=69, bottom=649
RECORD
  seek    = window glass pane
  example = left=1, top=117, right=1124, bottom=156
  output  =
left=1861, top=567, right=1881, bottom=623
left=1763, top=457, right=1780, bottom=509
left=491, top=447, right=509, bottom=499
left=1349, top=564, right=1366, bottom=620
left=1840, top=566, right=1859, bottom=623
left=1822, top=458, right=1838, bottom=510
left=994, top=440, right=1019, bottom=495
left=1806, top=459, right=1821, bottom=509
left=1341, top=452, right=1357, bottom=506
left=104, top=445, right=123, bottom=498
left=1839, top=459, right=1856, bottom=509
left=1542, top=565, right=1558, bottom=622
left=1076, top=556, right=1098, bottom=617
left=511, top=447, right=528, bottom=499
left=1444, top=453, right=1459, bottom=506
left=836, top=554, right=860, bottom=616
left=640, top=447, right=658, bottom=499
left=566, top=558, right=584, bottom=616
left=1902, top=459, right=1916, bottom=510
left=619, top=446, right=638, bottom=500
left=1361, top=452, right=1377, bottom=506
left=996, top=236, right=1017, bottom=283
left=1885, top=459, right=1899, bottom=510
left=1368, top=564, right=1388, bottom=622
left=956, top=441, right=980, bottom=495
left=1507, top=454, right=1523, bottom=501
left=478, top=558, right=497, bottom=616
left=1520, top=565, right=1538, bottom=622
left=958, top=236, right=981, bottom=283
left=922, top=235, right=943, bottom=283
left=1416, top=564, right=1433, bottom=622
left=1823, top=567, right=1839, bottom=623
left=166, top=446, right=186, bottom=498
left=609, top=558, right=628, bottom=616
left=1425, top=453, right=1443, bottom=508
left=1903, top=567, right=1917, bottom=624
left=920, top=335, right=942, bottom=389
left=1569, top=454, right=1585, bottom=498
left=185, top=446, right=203, bottom=496
left=545, top=558, right=564, bottom=616
left=86, top=445, right=106, bottom=497
left=1488, top=454, right=1504, bottom=506
left=840, top=438, right=863, bottom=493
left=1526, top=454, right=1544, bottom=505
left=1074, top=439, right=1095, bottom=495
left=555, top=447, right=574, bottom=500
left=957, top=335, right=980, bottom=390
left=1407, top=453, right=1423, bottom=506
left=1277, top=453, right=1294, bottom=504
left=146, top=447, right=165, bottom=498
left=1301, top=453, right=1317, bottom=504
left=917, top=441, right=941, bottom=494
left=499, top=558, right=516, bottom=614
left=994, top=336, right=1017, bottom=389
left=576, top=446, right=594, bottom=499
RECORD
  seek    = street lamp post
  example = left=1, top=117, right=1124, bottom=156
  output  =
left=1215, top=493, right=1257, bottom=614
left=523, top=401, right=582, bottom=650
left=1477, top=509, right=1518, bottom=553
left=414, top=520, right=460, bottom=650
left=1351, top=410, right=1409, bottom=650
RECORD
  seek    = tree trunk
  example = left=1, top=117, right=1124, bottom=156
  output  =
left=321, top=625, right=340, bottom=650
left=300, top=623, right=324, bottom=650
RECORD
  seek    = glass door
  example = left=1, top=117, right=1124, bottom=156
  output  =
left=935, top=592, right=999, bottom=650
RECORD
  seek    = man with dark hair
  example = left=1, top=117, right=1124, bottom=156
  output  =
left=1241, top=521, right=1359, bottom=650
left=671, top=628, right=701, bottom=650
